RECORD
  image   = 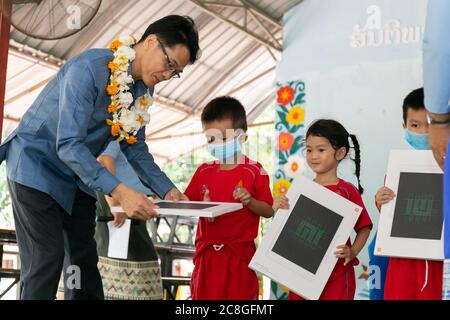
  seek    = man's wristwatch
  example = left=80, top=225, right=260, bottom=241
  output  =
left=427, top=113, right=450, bottom=125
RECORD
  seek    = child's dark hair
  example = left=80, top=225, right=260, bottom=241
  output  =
left=402, top=88, right=425, bottom=125
left=306, top=119, right=364, bottom=194
left=201, top=96, right=248, bottom=132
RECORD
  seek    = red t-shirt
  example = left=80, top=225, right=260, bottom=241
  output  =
left=184, top=156, right=273, bottom=262
left=326, top=179, right=373, bottom=277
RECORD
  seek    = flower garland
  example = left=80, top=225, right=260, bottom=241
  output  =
left=106, top=36, right=152, bottom=144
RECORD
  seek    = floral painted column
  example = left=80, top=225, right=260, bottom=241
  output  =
left=270, top=80, right=307, bottom=300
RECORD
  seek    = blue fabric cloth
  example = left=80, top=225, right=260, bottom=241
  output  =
left=445, top=140, right=450, bottom=258
left=423, top=0, right=450, bottom=115
left=0, top=48, right=174, bottom=213
left=423, top=0, right=450, bottom=259
left=101, top=141, right=153, bottom=195
left=368, top=232, right=389, bottom=300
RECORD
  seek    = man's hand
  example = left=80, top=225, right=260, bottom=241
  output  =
left=112, top=212, right=127, bottom=228
left=111, top=183, right=159, bottom=220
left=428, top=112, right=450, bottom=170
left=164, top=187, right=188, bottom=202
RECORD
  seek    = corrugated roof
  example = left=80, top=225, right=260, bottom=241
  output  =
left=4, top=0, right=302, bottom=164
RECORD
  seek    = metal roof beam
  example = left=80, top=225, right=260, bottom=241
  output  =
left=5, top=74, right=54, bottom=106
left=225, top=66, right=275, bottom=96
left=5, top=92, right=195, bottom=126
left=186, top=0, right=282, bottom=52
left=203, top=0, right=281, bottom=27
left=238, top=0, right=281, bottom=26
left=190, top=41, right=261, bottom=112
left=4, top=114, right=21, bottom=122
left=153, top=95, right=194, bottom=115
left=148, top=120, right=274, bottom=142
left=9, top=39, right=65, bottom=69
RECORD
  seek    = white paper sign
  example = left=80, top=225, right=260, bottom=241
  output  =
left=107, top=219, right=131, bottom=259
left=249, top=175, right=362, bottom=300
left=375, top=150, right=444, bottom=260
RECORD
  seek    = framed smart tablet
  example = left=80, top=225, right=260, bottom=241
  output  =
left=375, top=150, right=444, bottom=260
left=249, top=175, right=362, bottom=300
left=111, top=200, right=243, bottom=218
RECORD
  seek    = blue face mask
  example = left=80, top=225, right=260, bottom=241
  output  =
left=207, top=138, right=242, bottom=163
left=404, top=130, right=430, bottom=150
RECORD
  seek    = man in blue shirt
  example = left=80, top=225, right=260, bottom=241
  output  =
left=0, top=15, right=200, bottom=300
left=423, top=0, right=450, bottom=299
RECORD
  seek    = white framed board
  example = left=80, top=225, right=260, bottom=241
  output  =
left=249, top=175, right=362, bottom=300
left=111, top=200, right=243, bottom=218
left=375, top=150, right=444, bottom=261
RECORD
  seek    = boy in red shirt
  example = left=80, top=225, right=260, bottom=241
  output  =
left=184, top=96, right=274, bottom=300
left=376, top=88, right=443, bottom=300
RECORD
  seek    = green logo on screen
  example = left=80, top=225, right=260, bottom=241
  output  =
left=294, top=219, right=325, bottom=248
left=404, top=193, right=435, bottom=221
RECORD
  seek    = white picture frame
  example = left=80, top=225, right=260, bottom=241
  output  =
left=374, top=150, right=444, bottom=261
left=249, top=175, right=362, bottom=300
left=111, top=200, right=243, bottom=218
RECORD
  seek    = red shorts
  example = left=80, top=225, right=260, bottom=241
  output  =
left=384, top=258, right=442, bottom=300
left=289, top=265, right=356, bottom=300
left=191, top=244, right=259, bottom=300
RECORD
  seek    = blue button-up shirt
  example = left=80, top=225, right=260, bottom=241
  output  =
left=423, top=0, right=450, bottom=114
left=0, top=48, right=175, bottom=214
left=101, top=141, right=152, bottom=195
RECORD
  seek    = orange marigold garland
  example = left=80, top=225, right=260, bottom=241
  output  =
left=106, top=36, right=152, bottom=144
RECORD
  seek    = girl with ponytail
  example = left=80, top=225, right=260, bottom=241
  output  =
left=288, top=119, right=373, bottom=300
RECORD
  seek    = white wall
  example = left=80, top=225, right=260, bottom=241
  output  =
left=277, top=0, right=427, bottom=298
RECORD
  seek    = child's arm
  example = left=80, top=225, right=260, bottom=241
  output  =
left=233, top=187, right=274, bottom=218
left=97, top=155, right=120, bottom=207
left=248, top=199, right=274, bottom=218
left=334, top=226, right=371, bottom=266
left=375, top=186, right=396, bottom=212
left=97, top=155, right=127, bottom=227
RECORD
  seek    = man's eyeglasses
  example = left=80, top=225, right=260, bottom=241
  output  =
left=157, top=38, right=181, bottom=79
